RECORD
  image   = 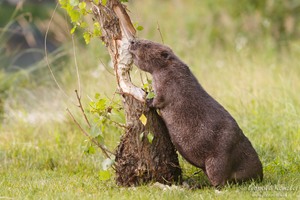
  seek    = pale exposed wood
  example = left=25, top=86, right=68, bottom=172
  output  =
left=117, top=38, right=145, bottom=102
left=113, top=4, right=136, bottom=39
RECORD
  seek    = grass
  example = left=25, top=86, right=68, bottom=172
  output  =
left=1, top=0, right=300, bottom=199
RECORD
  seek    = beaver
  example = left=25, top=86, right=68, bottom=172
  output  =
left=129, top=39, right=263, bottom=187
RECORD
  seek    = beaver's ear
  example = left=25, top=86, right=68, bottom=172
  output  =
left=161, top=51, right=171, bottom=60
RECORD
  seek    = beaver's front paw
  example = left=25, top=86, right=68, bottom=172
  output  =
left=146, top=98, right=155, bottom=108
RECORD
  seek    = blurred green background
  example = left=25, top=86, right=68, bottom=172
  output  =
left=0, top=0, right=299, bottom=199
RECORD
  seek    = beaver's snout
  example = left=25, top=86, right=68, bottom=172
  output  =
left=128, top=40, right=139, bottom=60
left=128, top=40, right=136, bottom=53
left=128, top=41, right=141, bottom=61
left=129, top=40, right=137, bottom=49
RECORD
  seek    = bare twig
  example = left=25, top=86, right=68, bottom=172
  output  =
left=75, top=89, right=91, bottom=129
left=109, top=119, right=127, bottom=129
left=99, top=58, right=115, bottom=76
left=72, top=35, right=81, bottom=96
left=66, top=108, right=115, bottom=159
left=157, top=21, right=164, bottom=44
left=75, top=90, right=91, bottom=128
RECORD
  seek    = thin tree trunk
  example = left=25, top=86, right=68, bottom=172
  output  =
left=92, top=0, right=181, bottom=186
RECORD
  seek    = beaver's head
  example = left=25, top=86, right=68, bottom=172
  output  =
left=129, top=39, right=176, bottom=74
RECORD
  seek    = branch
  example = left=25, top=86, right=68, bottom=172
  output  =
left=157, top=21, right=164, bottom=44
left=75, top=89, right=91, bottom=128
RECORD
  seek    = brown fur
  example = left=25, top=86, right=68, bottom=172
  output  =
left=129, top=39, right=263, bottom=187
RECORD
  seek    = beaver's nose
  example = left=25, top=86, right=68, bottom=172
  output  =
left=130, top=40, right=134, bottom=45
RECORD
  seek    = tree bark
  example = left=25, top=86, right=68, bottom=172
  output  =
left=92, top=0, right=181, bottom=186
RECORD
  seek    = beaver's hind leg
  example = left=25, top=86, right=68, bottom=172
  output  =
left=229, top=154, right=263, bottom=183
left=205, top=155, right=232, bottom=187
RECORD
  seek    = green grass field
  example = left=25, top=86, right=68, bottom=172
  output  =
left=1, top=1, right=300, bottom=199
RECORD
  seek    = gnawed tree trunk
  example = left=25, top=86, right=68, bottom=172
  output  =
left=92, top=0, right=181, bottom=186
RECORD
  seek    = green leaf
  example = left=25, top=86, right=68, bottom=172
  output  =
left=78, top=2, right=88, bottom=16
left=83, top=31, right=92, bottom=44
left=139, top=132, right=144, bottom=141
left=120, top=0, right=128, bottom=2
left=136, top=25, right=144, bottom=31
left=96, top=99, right=107, bottom=112
left=156, top=109, right=161, bottom=116
left=139, top=114, right=147, bottom=126
left=99, top=170, right=111, bottom=181
left=70, top=0, right=79, bottom=7
left=110, top=108, right=125, bottom=124
left=58, top=0, right=68, bottom=8
left=93, top=0, right=100, bottom=4
left=95, top=93, right=101, bottom=99
left=147, top=132, right=154, bottom=144
left=143, top=79, right=152, bottom=91
left=90, top=125, right=101, bottom=138
left=143, top=82, right=149, bottom=90
left=84, top=146, right=96, bottom=154
left=102, top=0, right=107, bottom=6
left=78, top=2, right=86, bottom=9
left=96, top=134, right=105, bottom=145
left=146, top=91, right=155, bottom=99
left=69, top=9, right=81, bottom=23
left=93, top=22, right=102, bottom=37
left=70, top=25, right=77, bottom=34
left=79, top=21, right=88, bottom=29
left=143, top=79, right=155, bottom=99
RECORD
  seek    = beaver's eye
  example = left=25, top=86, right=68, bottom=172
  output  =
left=161, top=51, right=169, bottom=59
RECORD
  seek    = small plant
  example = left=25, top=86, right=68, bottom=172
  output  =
left=67, top=90, right=125, bottom=173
